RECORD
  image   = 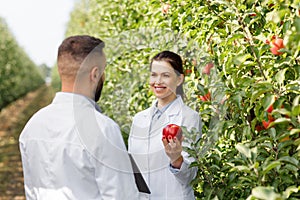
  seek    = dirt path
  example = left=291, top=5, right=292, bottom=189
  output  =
left=0, top=85, right=54, bottom=199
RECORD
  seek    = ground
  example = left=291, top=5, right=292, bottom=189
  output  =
left=0, top=85, right=54, bottom=200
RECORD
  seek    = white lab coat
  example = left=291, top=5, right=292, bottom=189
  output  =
left=19, top=92, right=139, bottom=200
left=128, top=96, right=202, bottom=200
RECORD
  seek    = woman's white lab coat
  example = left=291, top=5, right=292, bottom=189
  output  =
left=128, top=96, right=202, bottom=200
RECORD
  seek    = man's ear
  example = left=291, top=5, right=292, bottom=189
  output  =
left=90, top=66, right=99, bottom=82
left=177, top=74, right=184, bottom=86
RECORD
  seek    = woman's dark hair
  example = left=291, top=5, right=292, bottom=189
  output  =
left=150, top=50, right=185, bottom=99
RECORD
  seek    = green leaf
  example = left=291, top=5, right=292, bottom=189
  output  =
left=292, top=105, right=300, bottom=116
left=251, top=186, right=281, bottom=200
left=236, top=143, right=251, bottom=158
left=293, top=95, right=300, bottom=107
left=266, top=10, right=281, bottom=24
left=233, top=165, right=251, bottom=172
left=250, top=82, right=273, bottom=104
left=262, top=94, right=276, bottom=111
left=233, top=54, right=252, bottom=65
left=290, top=129, right=300, bottom=136
left=282, top=186, right=299, bottom=199
left=278, top=156, right=299, bottom=166
left=269, top=118, right=291, bottom=127
left=273, top=108, right=291, bottom=116
left=282, top=164, right=299, bottom=174
left=263, top=161, right=281, bottom=174
left=294, top=17, right=300, bottom=33
left=275, top=68, right=288, bottom=85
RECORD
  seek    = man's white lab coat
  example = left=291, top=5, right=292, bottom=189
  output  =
left=19, top=92, right=139, bottom=200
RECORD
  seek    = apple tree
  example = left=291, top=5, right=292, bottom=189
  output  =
left=64, top=0, right=300, bottom=199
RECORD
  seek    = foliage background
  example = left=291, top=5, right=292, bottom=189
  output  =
left=0, top=17, right=44, bottom=110
left=53, top=0, right=300, bottom=199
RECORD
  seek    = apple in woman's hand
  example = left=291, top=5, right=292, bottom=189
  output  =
left=162, top=124, right=182, bottom=143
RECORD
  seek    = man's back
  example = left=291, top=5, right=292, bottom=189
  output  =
left=19, top=92, right=139, bottom=200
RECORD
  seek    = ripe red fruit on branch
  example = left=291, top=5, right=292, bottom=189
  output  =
left=162, top=124, right=182, bottom=143
left=266, top=104, right=274, bottom=113
left=255, top=125, right=264, bottom=132
left=262, top=114, right=275, bottom=129
left=185, top=69, right=192, bottom=75
left=199, top=92, right=211, bottom=101
left=270, top=37, right=284, bottom=55
left=262, top=120, right=271, bottom=129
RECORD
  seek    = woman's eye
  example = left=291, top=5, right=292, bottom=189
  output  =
left=163, top=74, right=170, bottom=77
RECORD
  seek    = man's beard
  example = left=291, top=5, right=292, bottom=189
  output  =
left=95, top=81, right=104, bottom=102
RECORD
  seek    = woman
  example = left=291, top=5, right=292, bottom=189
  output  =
left=128, top=50, right=202, bottom=199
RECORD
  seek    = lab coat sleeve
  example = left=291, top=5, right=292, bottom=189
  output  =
left=169, top=110, right=202, bottom=186
left=86, top=118, right=139, bottom=200
left=169, top=152, right=198, bottom=185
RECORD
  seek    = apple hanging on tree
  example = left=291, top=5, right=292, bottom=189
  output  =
left=198, top=91, right=211, bottom=102
left=162, top=124, right=182, bottom=143
left=266, top=104, right=274, bottom=113
left=270, top=37, right=284, bottom=55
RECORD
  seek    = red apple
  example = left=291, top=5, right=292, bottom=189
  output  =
left=266, top=104, right=273, bottom=113
left=262, top=114, right=275, bottom=129
left=262, top=120, right=271, bottom=129
left=162, top=124, right=182, bottom=142
left=198, top=92, right=211, bottom=101
left=270, top=37, right=284, bottom=55
left=255, top=125, right=265, bottom=132
left=268, top=114, right=275, bottom=121
left=185, top=69, right=192, bottom=75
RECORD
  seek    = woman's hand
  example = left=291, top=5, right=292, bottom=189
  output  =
left=162, top=136, right=184, bottom=169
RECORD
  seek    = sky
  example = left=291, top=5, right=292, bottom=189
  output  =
left=0, top=0, right=76, bottom=67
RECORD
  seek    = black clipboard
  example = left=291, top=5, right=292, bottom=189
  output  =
left=128, top=154, right=151, bottom=194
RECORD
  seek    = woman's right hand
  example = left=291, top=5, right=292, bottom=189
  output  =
left=162, top=136, right=184, bottom=169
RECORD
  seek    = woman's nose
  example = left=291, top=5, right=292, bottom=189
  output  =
left=155, top=76, right=162, bottom=84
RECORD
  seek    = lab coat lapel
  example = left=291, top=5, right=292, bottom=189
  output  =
left=149, top=96, right=183, bottom=134
left=139, top=109, right=152, bottom=136
left=150, top=112, right=169, bottom=134
left=166, top=97, right=183, bottom=125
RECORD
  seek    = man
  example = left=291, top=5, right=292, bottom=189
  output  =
left=19, top=35, right=139, bottom=199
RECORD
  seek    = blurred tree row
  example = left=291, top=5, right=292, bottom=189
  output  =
left=0, top=17, right=44, bottom=110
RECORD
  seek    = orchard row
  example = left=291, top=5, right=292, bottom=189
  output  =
left=0, top=18, right=44, bottom=110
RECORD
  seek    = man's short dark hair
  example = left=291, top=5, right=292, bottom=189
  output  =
left=57, top=35, right=105, bottom=80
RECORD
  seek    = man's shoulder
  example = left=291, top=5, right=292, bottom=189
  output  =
left=25, top=103, right=53, bottom=122
left=95, top=111, right=119, bottom=126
